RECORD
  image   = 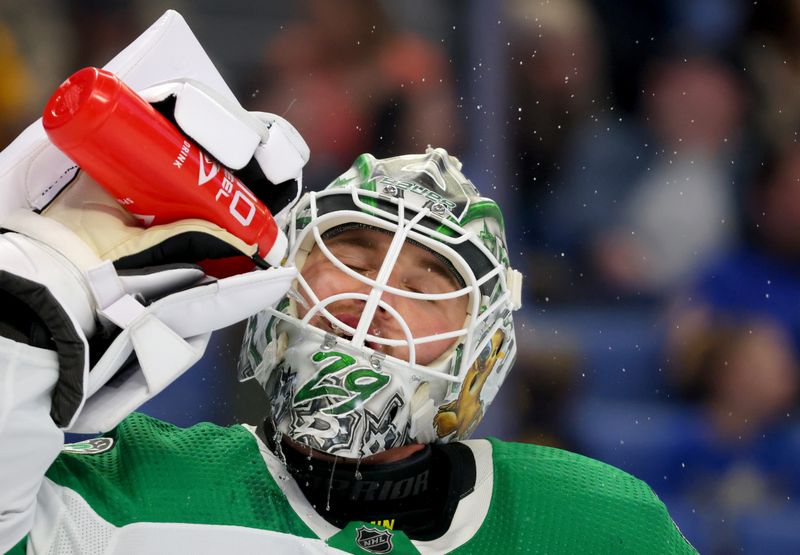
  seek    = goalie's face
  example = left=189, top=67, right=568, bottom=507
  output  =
left=298, top=227, right=468, bottom=365
left=238, top=149, right=521, bottom=459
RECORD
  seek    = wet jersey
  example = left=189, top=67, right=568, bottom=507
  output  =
left=8, top=412, right=696, bottom=554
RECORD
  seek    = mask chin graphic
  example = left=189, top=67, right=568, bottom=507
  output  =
left=264, top=321, right=427, bottom=459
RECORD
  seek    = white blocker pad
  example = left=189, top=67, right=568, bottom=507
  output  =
left=70, top=266, right=298, bottom=433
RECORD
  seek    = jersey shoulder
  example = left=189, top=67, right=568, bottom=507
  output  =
left=465, top=438, right=696, bottom=554
left=46, top=412, right=312, bottom=536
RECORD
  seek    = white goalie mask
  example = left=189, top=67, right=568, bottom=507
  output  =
left=239, top=147, right=523, bottom=459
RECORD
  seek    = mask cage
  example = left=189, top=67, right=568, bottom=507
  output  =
left=262, top=185, right=514, bottom=386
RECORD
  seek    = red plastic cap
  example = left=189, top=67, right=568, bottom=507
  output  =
left=43, top=67, right=122, bottom=149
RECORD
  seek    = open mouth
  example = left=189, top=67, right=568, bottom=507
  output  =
left=331, top=313, right=359, bottom=340
left=331, top=325, right=354, bottom=341
left=324, top=313, right=386, bottom=353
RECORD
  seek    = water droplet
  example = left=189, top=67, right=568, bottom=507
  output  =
left=325, top=455, right=338, bottom=512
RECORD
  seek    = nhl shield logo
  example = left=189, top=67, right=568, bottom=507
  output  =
left=355, top=526, right=393, bottom=554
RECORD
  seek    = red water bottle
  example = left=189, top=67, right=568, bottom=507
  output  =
left=42, top=66, right=286, bottom=267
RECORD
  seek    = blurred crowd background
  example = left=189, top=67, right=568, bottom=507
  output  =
left=3, top=1, right=800, bottom=552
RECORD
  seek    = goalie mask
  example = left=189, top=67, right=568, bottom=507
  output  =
left=239, top=147, right=523, bottom=459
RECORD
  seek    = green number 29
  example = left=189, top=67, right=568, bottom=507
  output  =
left=294, top=351, right=390, bottom=415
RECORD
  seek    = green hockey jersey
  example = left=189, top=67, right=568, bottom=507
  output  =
left=9, top=413, right=695, bottom=554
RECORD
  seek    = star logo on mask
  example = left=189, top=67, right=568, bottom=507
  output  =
left=292, top=399, right=362, bottom=453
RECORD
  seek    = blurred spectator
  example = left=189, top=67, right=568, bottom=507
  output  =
left=668, top=317, right=798, bottom=446
left=542, top=54, right=750, bottom=300
left=505, top=0, right=608, bottom=244
left=744, top=0, right=800, bottom=151
left=670, top=140, right=800, bottom=356
left=250, top=0, right=460, bottom=188
left=663, top=0, right=749, bottom=56
left=657, top=141, right=800, bottom=549
left=662, top=316, right=800, bottom=552
left=590, top=56, right=747, bottom=294
left=590, top=0, right=748, bottom=112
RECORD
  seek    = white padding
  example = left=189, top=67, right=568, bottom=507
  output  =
left=130, top=315, right=202, bottom=392
left=0, top=232, right=97, bottom=339
left=253, top=113, right=310, bottom=184
left=70, top=266, right=297, bottom=433
left=151, top=266, right=297, bottom=338
left=134, top=81, right=180, bottom=103
left=118, top=266, right=205, bottom=300
left=262, top=230, right=288, bottom=267
left=0, top=338, right=64, bottom=553
left=2, top=210, right=102, bottom=273
left=506, top=268, right=523, bottom=310
left=86, top=261, right=126, bottom=310
left=69, top=334, right=210, bottom=434
left=101, top=295, right=146, bottom=329
left=173, top=82, right=264, bottom=170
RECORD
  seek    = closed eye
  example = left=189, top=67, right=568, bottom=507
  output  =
left=343, top=263, right=375, bottom=277
left=402, top=282, right=441, bottom=303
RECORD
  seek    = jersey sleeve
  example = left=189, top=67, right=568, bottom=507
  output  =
left=0, top=337, right=65, bottom=552
left=478, top=439, right=698, bottom=554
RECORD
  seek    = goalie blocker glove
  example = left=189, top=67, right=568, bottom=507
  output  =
left=0, top=64, right=308, bottom=432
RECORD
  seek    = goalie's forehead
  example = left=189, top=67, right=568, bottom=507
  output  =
left=327, top=147, right=482, bottom=222
left=298, top=148, right=512, bottom=289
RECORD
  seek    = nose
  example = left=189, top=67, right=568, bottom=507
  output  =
left=370, top=273, right=413, bottom=323
left=335, top=267, right=412, bottom=327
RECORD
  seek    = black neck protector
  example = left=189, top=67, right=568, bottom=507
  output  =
left=258, top=420, right=477, bottom=541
